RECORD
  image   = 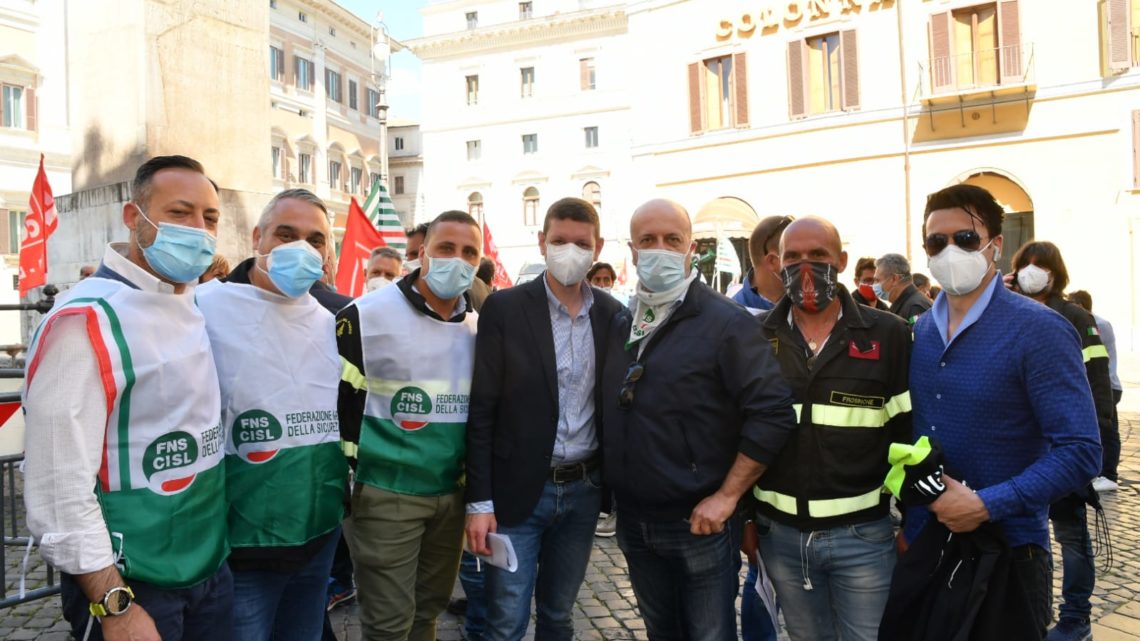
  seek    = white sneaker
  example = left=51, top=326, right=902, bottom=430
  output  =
left=1092, top=476, right=1119, bottom=492
left=595, top=512, right=617, bottom=538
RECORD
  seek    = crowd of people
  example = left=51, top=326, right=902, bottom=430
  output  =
left=20, top=155, right=1120, bottom=641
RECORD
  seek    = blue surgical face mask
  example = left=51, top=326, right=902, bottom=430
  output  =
left=135, top=205, right=217, bottom=284
left=423, top=255, right=476, bottom=300
left=258, top=240, right=325, bottom=298
left=872, top=282, right=887, bottom=300
left=635, top=249, right=688, bottom=292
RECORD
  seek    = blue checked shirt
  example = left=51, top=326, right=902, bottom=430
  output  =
left=544, top=276, right=598, bottom=465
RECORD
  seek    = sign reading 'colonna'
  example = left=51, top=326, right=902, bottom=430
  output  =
left=716, top=0, right=893, bottom=39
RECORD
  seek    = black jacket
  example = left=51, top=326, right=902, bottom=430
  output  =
left=466, top=275, right=625, bottom=526
left=1047, top=296, right=1114, bottom=441
left=757, top=287, right=912, bottom=530
left=888, top=284, right=932, bottom=327
left=879, top=521, right=1040, bottom=641
left=600, top=279, right=796, bottom=522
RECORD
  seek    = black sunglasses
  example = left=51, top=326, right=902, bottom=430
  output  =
left=762, top=216, right=796, bottom=255
left=923, top=229, right=983, bottom=257
left=617, top=362, right=645, bottom=410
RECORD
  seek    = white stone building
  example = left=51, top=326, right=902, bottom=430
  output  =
left=408, top=0, right=634, bottom=281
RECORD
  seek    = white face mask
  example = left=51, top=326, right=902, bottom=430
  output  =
left=1016, top=263, right=1050, bottom=296
left=404, top=259, right=421, bottom=274
left=928, top=241, right=998, bottom=296
left=366, top=276, right=394, bottom=293
left=544, top=243, right=594, bottom=286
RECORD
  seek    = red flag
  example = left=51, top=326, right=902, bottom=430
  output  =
left=482, top=221, right=512, bottom=289
left=335, top=197, right=386, bottom=297
left=19, top=154, right=55, bottom=297
left=0, top=401, right=20, bottom=427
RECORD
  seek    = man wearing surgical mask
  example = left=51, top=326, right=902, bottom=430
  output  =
left=599, top=199, right=796, bottom=641
left=337, top=211, right=482, bottom=641
left=364, top=247, right=404, bottom=293
left=24, top=156, right=232, bottom=641
left=466, top=198, right=624, bottom=641
left=196, top=189, right=348, bottom=641
left=905, top=185, right=1101, bottom=639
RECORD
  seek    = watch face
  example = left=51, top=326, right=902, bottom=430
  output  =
left=107, top=588, right=132, bottom=615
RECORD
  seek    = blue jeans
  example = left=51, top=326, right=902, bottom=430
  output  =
left=616, top=512, right=743, bottom=641
left=484, top=471, right=602, bottom=641
left=458, top=551, right=487, bottom=641
left=232, top=529, right=341, bottom=641
left=741, top=562, right=778, bottom=641
left=61, top=564, right=234, bottom=641
left=755, top=515, right=895, bottom=641
left=1051, top=502, right=1094, bottom=621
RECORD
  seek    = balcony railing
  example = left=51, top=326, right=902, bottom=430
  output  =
left=920, top=43, right=1035, bottom=99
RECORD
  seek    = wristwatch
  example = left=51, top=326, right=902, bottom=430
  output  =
left=89, top=585, right=135, bottom=617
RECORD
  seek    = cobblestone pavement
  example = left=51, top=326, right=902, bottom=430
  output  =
left=5, top=414, right=1140, bottom=640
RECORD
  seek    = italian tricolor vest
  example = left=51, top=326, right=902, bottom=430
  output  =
left=196, top=282, right=346, bottom=549
left=25, top=276, right=226, bottom=588
left=352, top=284, right=477, bottom=496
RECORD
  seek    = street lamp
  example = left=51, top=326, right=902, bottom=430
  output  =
left=378, top=92, right=389, bottom=184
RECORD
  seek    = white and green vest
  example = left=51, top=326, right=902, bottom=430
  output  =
left=196, top=282, right=347, bottom=549
left=25, top=276, right=227, bottom=589
left=349, top=284, right=477, bottom=496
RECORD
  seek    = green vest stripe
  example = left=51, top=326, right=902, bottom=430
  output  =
left=94, top=299, right=137, bottom=491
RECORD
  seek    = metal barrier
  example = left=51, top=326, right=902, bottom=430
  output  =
left=0, top=285, right=58, bottom=608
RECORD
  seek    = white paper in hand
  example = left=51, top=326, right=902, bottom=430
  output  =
left=465, top=532, right=518, bottom=573
left=754, top=556, right=779, bottom=629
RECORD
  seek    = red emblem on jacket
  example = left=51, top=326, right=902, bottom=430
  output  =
left=849, top=340, right=881, bottom=360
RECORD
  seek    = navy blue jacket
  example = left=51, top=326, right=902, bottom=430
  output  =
left=600, top=279, right=796, bottom=521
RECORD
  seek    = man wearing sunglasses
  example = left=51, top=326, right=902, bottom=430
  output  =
left=752, top=217, right=912, bottom=641
left=904, top=184, right=1101, bottom=639
left=599, top=199, right=796, bottom=641
left=732, top=215, right=794, bottom=311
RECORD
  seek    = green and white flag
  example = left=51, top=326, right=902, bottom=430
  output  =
left=362, top=180, right=406, bottom=251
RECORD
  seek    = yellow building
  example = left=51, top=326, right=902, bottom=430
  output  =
left=627, top=0, right=1140, bottom=349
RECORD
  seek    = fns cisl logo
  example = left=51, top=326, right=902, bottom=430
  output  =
left=391, top=387, right=432, bottom=430
left=232, top=410, right=284, bottom=463
left=143, top=431, right=199, bottom=494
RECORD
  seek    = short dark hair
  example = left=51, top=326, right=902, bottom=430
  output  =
left=542, top=197, right=601, bottom=240
left=586, top=262, right=616, bottom=282
left=923, top=183, right=1003, bottom=239
left=131, top=155, right=217, bottom=208
left=748, top=215, right=794, bottom=265
left=426, top=210, right=481, bottom=242
left=1010, top=240, right=1070, bottom=299
left=854, top=257, right=877, bottom=279
left=407, top=222, right=430, bottom=240
left=1068, top=290, right=1093, bottom=313
left=913, top=273, right=930, bottom=289
left=476, top=257, right=495, bottom=285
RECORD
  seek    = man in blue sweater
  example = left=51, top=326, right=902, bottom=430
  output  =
left=904, top=184, right=1101, bottom=639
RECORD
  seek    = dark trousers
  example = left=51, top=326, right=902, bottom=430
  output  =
left=1011, top=543, right=1052, bottom=641
left=617, top=513, right=743, bottom=641
left=1102, top=389, right=1123, bottom=481
left=61, top=564, right=233, bottom=641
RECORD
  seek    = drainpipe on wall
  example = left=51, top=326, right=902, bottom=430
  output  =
left=895, top=0, right=913, bottom=260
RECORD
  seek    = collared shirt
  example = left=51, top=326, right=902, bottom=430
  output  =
left=23, top=244, right=183, bottom=575
left=929, top=271, right=1001, bottom=348
left=544, top=274, right=597, bottom=465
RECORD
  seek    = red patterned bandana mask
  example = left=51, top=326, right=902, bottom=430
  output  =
left=781, top=261, right=838, bottom=313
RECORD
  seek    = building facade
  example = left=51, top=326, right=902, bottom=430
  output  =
left=412, top=0, right=1140, bottom=348
left=270, top=0, right=393, bottom=232
left=0, top=0, right=70, bottom=344
left=388, top=120, right=425, bottom=226
left=409, top=0, right=634, bottom=280
left=626, top=0, right=1140, bottom=348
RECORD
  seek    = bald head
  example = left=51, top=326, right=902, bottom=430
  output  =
left=629, top=198, right=696, bottom=278
left=631, top=199, right=692, bottom=238
left=779, top=216, right=847, bottom=272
